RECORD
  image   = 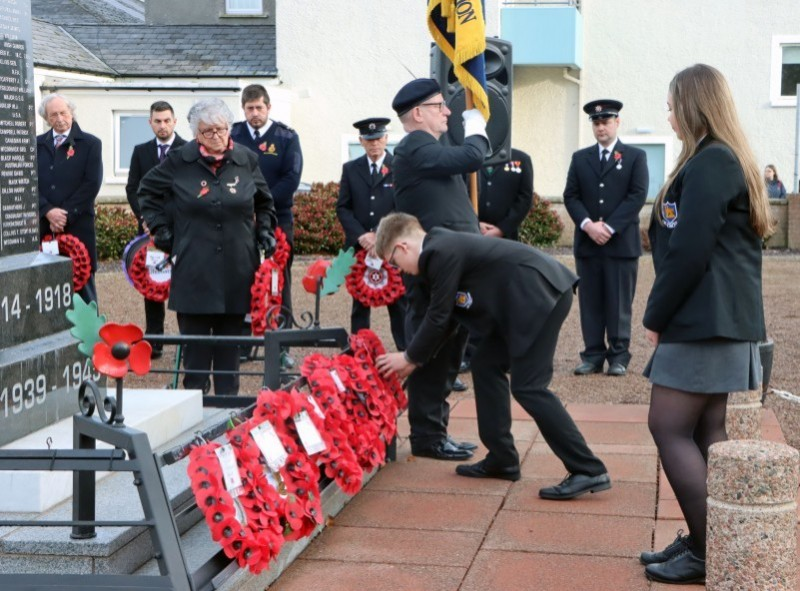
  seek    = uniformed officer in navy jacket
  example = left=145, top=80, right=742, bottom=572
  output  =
left=231, top=85, right=302, bottom=367
left=563, top=99, right=648, bottom=377
left=37, top=93, right=103, bottom=305
left=336, top=117, right=406, bottom=350
left=477, top=147, right=534, bottom=241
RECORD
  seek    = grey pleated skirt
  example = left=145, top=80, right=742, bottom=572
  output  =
left=643, top=339, right=761, bottom=393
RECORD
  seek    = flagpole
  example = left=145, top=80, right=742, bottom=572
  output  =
left=465, top=89, right=479, bottom=214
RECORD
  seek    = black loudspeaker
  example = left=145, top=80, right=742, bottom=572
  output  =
left=430, top=37, right=513, bottom=166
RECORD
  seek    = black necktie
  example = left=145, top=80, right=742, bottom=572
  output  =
left=158, top=144, right=168, bottom=162
left=600, top=148, right=609, bottom=171
left=253, top=129, right=261, bottom=141
left=371, top=162, right=379, bottom=184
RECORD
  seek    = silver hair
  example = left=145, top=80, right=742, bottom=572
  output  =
left=187, top=98, right=234, bottom=135
left=38, top=93, right=77, bottom=120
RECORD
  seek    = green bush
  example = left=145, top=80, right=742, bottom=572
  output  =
left=518, top=193, right=564, bottom=247
left=95, top=205, right=138, bottom=261
left=292, top=182, right=345, bottom=255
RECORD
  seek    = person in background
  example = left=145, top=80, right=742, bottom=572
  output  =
left=139, top=98, right=277, bottom=396
left=37, top=93, right=103, bottom=305
left=125, top=100, right=187, bottom=359
left=336, top=117, right=406, bottom=350
left=563, top=99, right=649, bottom=377
left=640, top=64, right=773, bottom=585
left=764, top=164, right=787, bottom=199
left=389, top=77, right=488, bottom=461
left=231, top=84, right=303, bottom=369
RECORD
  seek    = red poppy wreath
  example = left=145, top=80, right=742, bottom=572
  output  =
left=345, top=249, right=405, bottom=307
left=42, top=233, right=91, bottom=292
left=250, top=227, right=291, bottom=335
left=127, top=239, right=171, bottom=303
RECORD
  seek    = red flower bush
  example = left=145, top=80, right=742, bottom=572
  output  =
left=292, top=182, right=345, bottom=255
left=345, top=249, right=405, bottom=307
left=42, top=233, right=92, bottom=292
left=92, top=323, right=152, bottom=378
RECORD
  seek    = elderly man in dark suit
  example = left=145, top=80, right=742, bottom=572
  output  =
left=375, top=213, right=610, bottom=499
left=390, top=78, right=489, bottom=461
left=564, top=99, right=648, bottom=377
left=37, top=93, right=103, bottom=305
left=336, top=117, right=406, bottom=350
left=231, top=84, right=302, bottom=369
left=125, top=100, right=187, bottom=359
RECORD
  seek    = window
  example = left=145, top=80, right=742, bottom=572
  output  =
left=225, top=0, right=262, bottom=15
left=770, top=35, right=800, bottom=106
left=621, top=136, right=674, bottom=200
left=115, top=113, right=152, bottom=175
left=344, top=137, right=401, bottom=162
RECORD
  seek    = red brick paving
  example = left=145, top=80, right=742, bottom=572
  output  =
left=269, top=403, right=796, bottom=590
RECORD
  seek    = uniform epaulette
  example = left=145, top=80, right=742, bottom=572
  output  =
left=272, top=120, right=297, bottom=135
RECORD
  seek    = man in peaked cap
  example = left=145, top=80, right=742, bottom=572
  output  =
left=563, top=99, right=649, bottom=377
left=336, top=117, right=407, bottom=350
left=388, top=77, right=489, bottom=461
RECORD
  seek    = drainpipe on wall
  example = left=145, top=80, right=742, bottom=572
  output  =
left=563, top=67, right=582, bottom=153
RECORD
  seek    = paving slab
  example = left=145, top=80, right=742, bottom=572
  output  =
left=566, top=403, right=651, bottom=423
left=523, top=445, right=658, bottom=483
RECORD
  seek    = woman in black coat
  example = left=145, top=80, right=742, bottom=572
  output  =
left=640, top=65, right=773, bottom=584
left=139, top=98, right=277, bottom=395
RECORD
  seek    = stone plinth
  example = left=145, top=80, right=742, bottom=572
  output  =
left=725, top=390, right=762, bottom=440
left=764, top=390, right=800, bottom=451
left=706, top=440, right=799, bottom=590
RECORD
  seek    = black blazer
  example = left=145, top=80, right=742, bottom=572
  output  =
left=406, top=228, right=578, bottom=365
left=563, top=140, right=648, bottom=258
left=230, top=120, right=303, bottom=225
left=125, top=135, right=187, bottom=231
left=138, top=141, right=277, bottom=315
left=336, top=152, right=396, bottom=249
left=392, top=130, right=487, bottom=234
left=478, top=148, right=533, bottom=240
left=644, top=139, right=766, bottom=343
left=37, top=122, right=103, bottom=270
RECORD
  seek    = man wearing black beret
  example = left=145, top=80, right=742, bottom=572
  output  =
left=390, top=77, right=489, bottom=461
left=563, top=99, right=649, bottom=378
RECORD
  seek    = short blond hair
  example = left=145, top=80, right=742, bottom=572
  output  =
left=375, top=213, right=424, bottom=258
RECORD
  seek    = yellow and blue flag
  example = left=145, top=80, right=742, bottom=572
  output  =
left=427, top=0, right=490, bottom=121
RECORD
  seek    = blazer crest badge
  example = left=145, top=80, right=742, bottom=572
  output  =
left=455, top=291, right=473, bottom=309
left=662, top=201, right=679, bottom=228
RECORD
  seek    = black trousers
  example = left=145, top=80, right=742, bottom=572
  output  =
left=472, top=290, right=606, bottom=474
left=575, top=256, right=638, bottom=367
left=350, top=295, right=407, bottom=351
left=177, top=313, right=244, bottom=396
left=144, top=298, right=166, bottom=350
left=403, top=274, right=467, bottom=450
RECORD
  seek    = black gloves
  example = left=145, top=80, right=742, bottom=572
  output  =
left=153, top=228, right=173, bottom=255
left=257, top=228, right=276, bottom=259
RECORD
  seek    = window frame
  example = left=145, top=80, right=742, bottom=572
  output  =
left=619, top=135, right=674, bottom=201
left=341, top=134, right=404, bottom=165
left=224, top=0, right=263, bottom=16
left=114, top=111, right=152, bottom=177
left=770, top=34, right=800, bottom=107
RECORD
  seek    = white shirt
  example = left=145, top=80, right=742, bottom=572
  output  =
left=156, top=134, right=176, bottom=157
left=367, top=152, right=387, bottom=174
left=54, top=128, right=72, bottom=147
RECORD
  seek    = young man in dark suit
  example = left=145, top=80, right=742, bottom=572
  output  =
left=37, top=93, right=103, bottom=305
left=563, top=99, right=649, bottom=377
left=374, top=213, right=610, bottom=499
left=231, top=84, right=303, bottom=368
left=336, top=117, right=406, bottom=350
left=389, top=78, right=489, bottom=461
left=125, top=100, right=186, bottom=358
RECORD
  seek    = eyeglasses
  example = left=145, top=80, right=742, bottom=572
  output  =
left=419, top=101, right=447, bottom=112
left=199, top=127, right=229, bottom=139
left=387, top=244, right=401, bottom=269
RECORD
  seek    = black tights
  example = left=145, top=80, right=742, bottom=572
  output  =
left=648, top=385, right=729, bottom=558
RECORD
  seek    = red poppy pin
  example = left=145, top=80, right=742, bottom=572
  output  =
left=66, top=145, right=75, bottom=159
left=380, top=165, right=389, bottom=176
left=613, top=151, right=622, bottom=169
left=198, top=180, right=210, bottom=199
left=258, top=142, right=267, bottom=152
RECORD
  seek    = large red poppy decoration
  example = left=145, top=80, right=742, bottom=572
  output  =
left=345, top=249, right=404, bottom=307
left=42, top=233, right=91, bottom=292
left=91, top=323, right=152, bottom=378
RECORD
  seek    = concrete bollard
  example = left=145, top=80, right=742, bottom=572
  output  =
left=726, top=390, right=762, bottom=440
left=764, top=389, right=800, bottom=450
left=707, top=440, right=799, bottom=590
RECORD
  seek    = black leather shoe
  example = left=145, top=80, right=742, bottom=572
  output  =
left=644, top=547, right=705, bottom=584
left=574, top=362, right=603, bottom=375
left=456, top=459, right=521, bottom=481
left=539, top=473, right=611, bottom=500
left=640, top=530, right=690, bottom=565
left=412, top=439, right=474, bottom=461
left=446, top=435, right=478, bottom=452
left=459, top=360, right=471, bottom=374
left=150, top=348, right=163, bottom=360
left=452, top=378, right=468, bottom=392
left=606, top=362, right=627, bottom=377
